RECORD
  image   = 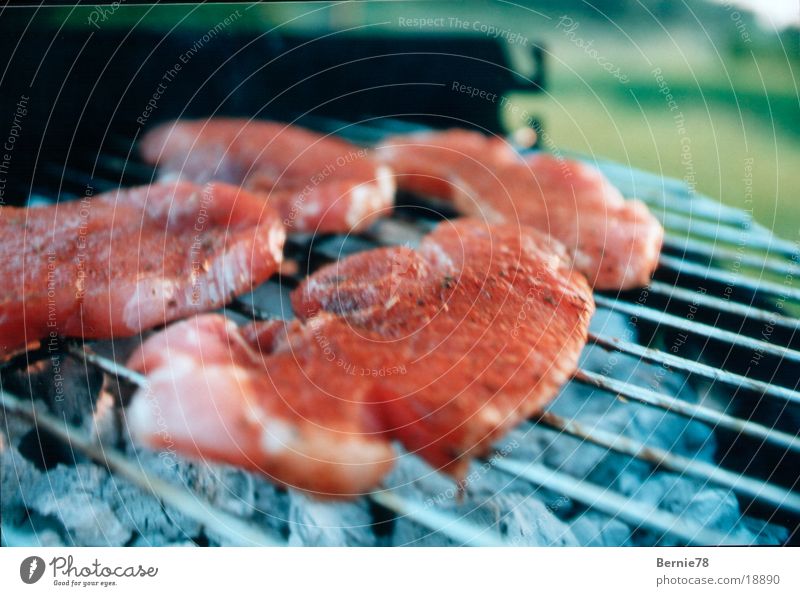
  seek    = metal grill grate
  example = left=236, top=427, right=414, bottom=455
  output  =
left=2, top=117, right=798, bottom=547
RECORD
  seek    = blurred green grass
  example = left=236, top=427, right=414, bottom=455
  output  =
left=503, top=34, right=800, bottom=241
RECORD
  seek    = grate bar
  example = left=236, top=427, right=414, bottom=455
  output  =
left=639, top=195, right=751, bottom=227
left=493, top=459, right=736, bottom=546
left=536, top=411, right=800, bottom=515
left=624, top=189, right=754, bottom=229
left=663, top=213, right=799, bottom=258
left=95, top=154, right=158, bottom=184
left=66, top=343, right=148, bottom=387
left=587, top=332, right=800, bottom=406
left=663, top=236, right=800, bottom=280
left=42, top=163, right=120, bottom=193
left=659, top=254, right=800, bottom=303
left=594, top=294, right=800, bottom=364
left=0, top=390, right=285, bottom=547
left=573, top=369, right=800, bottom=453
left=369, top=491, right=509, bottom=547
left=644, top=280, right=800, bottom=331
left=229, top=297, right=281, bottom=322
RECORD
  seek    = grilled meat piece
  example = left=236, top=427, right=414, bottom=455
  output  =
left=295, top=219, right=595, bottom=475
left=0, top=181, right=284, bottom=357
left=127, top=220, right=593, bottom=495
left=127, top=314, right=394, bottom=497
left=376, top=130, right=663, bottom=290
left=141, top=118, right=395, bottom=234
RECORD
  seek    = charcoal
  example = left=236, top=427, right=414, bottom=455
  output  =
left=490, top=494, right=578, bottom=546
left=390, top=491, right=579, bottom=547
left=27, top=464, right=132, bottom=546
left=634, top=474, right=788, bottom=546
left=570, top=513, right=632, bottom=546
left=235, top=281, right=295, bottom=321
left=127, top=452, right=253, bottom=545
left=1, top=442, right=42, bottom=518
left=107, top=473, right=200, bottom=547
left=251, top=478, right=292, bottom=538
left=2, top=353, right=103, bottom=427
left=287, top=492, right=376, bottom=546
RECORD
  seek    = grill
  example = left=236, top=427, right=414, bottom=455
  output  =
left=2, top=114, right=798, bottom=547
left=1, top=17, right=798, bottom=546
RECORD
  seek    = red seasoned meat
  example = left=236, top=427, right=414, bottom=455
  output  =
left=294, top=219, right=594, bottom=475
left=141, top=118, right=395, bottom=233
left=0, top=181, right=284, bottom=357
left=372, top=129, right=522, bottom=201
left=127, top=219, right=593, bottom=494
left=127, top=314, right=394, bottom=497
left=376, top=130, right=663, bottom=290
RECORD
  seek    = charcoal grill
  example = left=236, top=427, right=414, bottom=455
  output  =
left=2, top=114, right=799, bottom=547
left=1, top=18, right=798, bottom=547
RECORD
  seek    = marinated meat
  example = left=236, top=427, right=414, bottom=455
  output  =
left=295, top=219, right=594, bottom=474
left=141, top=118, right=395, bottom=233
left=376, top=130, right=663, bottom=289
left=127, top=314, right=394, bottom=497
left=128, top=220, right=593, bottom=494
left=0, top=181, right=284, bottom=356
